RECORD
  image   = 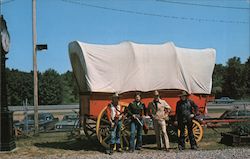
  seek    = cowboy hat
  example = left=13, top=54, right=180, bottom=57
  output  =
left=178, top=91, right=189, bottom=97
left=111, top=92, right=119, bottom=99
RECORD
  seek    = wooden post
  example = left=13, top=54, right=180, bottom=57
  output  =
left=32, top=0, right=39, bottom=135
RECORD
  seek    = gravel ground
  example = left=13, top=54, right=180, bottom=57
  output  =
left=1, top=147, right=249, bottom=159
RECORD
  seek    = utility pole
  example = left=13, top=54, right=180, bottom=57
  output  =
left=32, top=0, right=39, bottom=135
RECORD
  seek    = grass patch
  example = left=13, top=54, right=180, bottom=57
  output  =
left=199, top=127, right=231, bottom=150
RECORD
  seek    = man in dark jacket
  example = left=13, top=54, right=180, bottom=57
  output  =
left=126, top=92, right=146, bottom=152
left=175, top=91, right=199, bottom=151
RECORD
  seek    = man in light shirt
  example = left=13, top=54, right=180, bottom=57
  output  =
left=106, top=93, right=124, bottom=155
left=148, top=90, right=171, bottom=152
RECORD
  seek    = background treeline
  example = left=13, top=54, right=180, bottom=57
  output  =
left=6, top=69, right=79, bottom=106
left=6, top=56, right=250, bottom=106
left=212, top=56, right=250, bottom=99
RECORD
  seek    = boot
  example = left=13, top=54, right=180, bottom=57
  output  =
left=178, top=145, right=185, bottom=151
left=116, top=144, right=123, bottom=152
left=191, top=145, right=198, bottom=150
left=109, top=144, right=114, bottom=155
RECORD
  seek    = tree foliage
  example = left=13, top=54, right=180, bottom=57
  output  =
left=61, top=71, right=79, bottom=104
left=223, top=57, right=246, bottom=99
left=244, top=57, right=250, bottom=97
left=212, top=56, right=249, bottom=99
left=39, top=69, right=63, bottom=105
left=6, top=68, right=78, bottom=106
left=212, top=64, right=225, bottom=96
left=6, top=68, right=33, bottom=106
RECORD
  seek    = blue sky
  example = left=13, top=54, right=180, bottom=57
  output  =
left=1, top=0, right=250, bottom=73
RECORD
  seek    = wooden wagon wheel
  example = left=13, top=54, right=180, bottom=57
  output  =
left=83, top=115, right=97, bottom=139
left=178, top=120, right=203, bottom=143
left=96, top=102, right=130, bottom=149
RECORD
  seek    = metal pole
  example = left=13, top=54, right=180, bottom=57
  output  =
left=32, top=0, right=39, bottom=135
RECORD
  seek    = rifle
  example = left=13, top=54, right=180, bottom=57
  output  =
left=125, top=105, right=144, bottom=127
left=132, top=115, right=143, bottom=127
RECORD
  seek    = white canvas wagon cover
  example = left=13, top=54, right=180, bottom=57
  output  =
left=69, top=41, right=216, bottom=94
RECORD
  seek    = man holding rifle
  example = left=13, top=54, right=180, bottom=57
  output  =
left=126, top=92, right=146, bottom=152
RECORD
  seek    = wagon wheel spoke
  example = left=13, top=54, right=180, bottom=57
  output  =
left=121, top=129, right=130, bottom=149
left=192, top=120, right=203, bottom=143
left=99, top=131, right=110, bottom=139
left=83, top=117, right=97, bottom=139
left=122, top=135, right=129, bottom=145
left=120, top=105, right=130, bottom=150
left=96, top=106, right=111, bottom=148
left=103, top=134, right=111, bottom=142
left=193, top=133, right=199, bottom=139
left=185, top=128, right=188, bottom=136
left=89, top=131, right=96, bottom=137
left=122, top=130, right=130, bottom=136
left=121, top=132, right=130, bottom=150
left=100, top=118, right=110, bottom=125
left=178, top=120, right=203, bottom=143
left=192, top=125, right=198, bottom=129
left=100, top=133, right=111, bottom=145
left=194, top=129, right=200, bottom=134
left=86, top=125, right=96, bottom=130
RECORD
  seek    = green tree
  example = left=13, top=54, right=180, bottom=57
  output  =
left=212, top=64, right=225, bottom=97
left=39, top=69, right=63, bottom=105
left=223, top=57, right=246, bottom=99
left=6, top=68, right=33, bottom=106
left=244, top=57, right=250, bottom=98
left=61, top=71, right=79, bottom=104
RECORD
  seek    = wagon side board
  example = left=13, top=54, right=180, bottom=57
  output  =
left=80, top=90, right=209, bottom=119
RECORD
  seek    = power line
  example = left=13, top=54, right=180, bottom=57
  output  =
left=0, top=0, right=16, bottom=5
left=60, top=0, right=248, bottom=24
left=157, top=0, right=250, bottom=10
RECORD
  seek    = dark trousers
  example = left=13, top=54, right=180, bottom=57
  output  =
left=178, top=119, right=197, bottom=149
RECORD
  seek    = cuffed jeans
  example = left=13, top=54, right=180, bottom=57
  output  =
left=110, top=120, right=122, bottom=144
left=129, top=119, right=143, bottom=150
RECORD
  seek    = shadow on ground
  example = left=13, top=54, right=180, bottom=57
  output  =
left=32, top=132, right=178, bottom=152
left=34, top=138, right=106, bottom=152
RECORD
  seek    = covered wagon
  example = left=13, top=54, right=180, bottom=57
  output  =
left=68, top=41, right=216, bottom=148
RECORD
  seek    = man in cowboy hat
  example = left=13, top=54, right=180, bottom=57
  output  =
left=175, top=91, right=199, bottom=151
left=106, top=93, right=124, bottom=155
left=148, top=90, right=172, bottom=152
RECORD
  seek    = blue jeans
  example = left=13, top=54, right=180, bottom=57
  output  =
left=110, top=120, right=122, bottom=144
left=130, top=119, right=143, bottom=150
